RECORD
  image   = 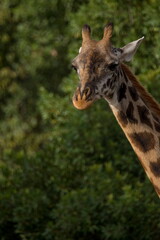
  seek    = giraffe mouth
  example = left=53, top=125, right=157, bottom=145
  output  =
left=72, top=86, right=95, bottom=110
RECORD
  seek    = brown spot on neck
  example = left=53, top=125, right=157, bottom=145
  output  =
left=117, top=82, right=127, bottom=102
left=150, top=158, right=160, bottom=177
left=128, top=131, right=155, bottom=153
left=137, top=105, right=153, bottom=129
left=128, top=86, right=139, bottom=101
left=126, top=101, right=138, bottom=124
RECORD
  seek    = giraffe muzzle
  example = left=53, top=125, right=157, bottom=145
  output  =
left=72, top=85, right=95, bottom=110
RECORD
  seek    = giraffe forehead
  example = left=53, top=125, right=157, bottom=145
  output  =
left=77, top=49, right=114, bottom=68
left=80, top=49, right=102, bottom=60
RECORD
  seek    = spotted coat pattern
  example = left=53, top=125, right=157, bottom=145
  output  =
left=109, top=65, right=160, bottom=197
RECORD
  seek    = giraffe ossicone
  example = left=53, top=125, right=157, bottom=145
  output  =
left=72, top=23, right=160, bottom=198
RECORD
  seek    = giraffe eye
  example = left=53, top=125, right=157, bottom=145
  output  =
left=108, top=63, right=118, bottom=71
left=71, top=64, right=77, bottom=72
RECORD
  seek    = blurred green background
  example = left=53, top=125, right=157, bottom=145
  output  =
left=1, top=0, right=160, bottom=239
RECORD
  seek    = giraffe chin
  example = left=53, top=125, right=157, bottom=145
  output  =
left=72, top=97, right=94, bottom=110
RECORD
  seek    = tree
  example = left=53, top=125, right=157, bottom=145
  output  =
left=1, top=0, right=160, bottom=239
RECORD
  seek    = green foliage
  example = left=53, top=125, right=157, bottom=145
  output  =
left=1, top=0, right=160, bottom=240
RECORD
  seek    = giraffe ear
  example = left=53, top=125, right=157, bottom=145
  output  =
left=120, top=37, right=144, bottom=62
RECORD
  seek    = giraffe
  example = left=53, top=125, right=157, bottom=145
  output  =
left=72, top=23, right=160, bottom=197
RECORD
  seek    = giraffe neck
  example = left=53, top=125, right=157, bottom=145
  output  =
left=107, top=64, right=160, bottom=197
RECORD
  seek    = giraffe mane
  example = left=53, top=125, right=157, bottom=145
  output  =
left=121, top=63, right=160, bottom=118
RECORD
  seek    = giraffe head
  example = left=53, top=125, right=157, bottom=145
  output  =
left=72, top=23, right=144, bottom=110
